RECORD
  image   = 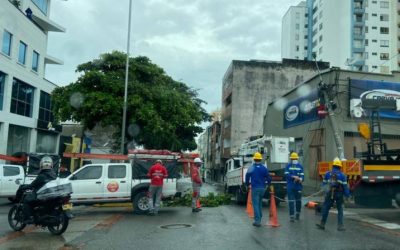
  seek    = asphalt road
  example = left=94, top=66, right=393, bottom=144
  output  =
left=1, top=190, right=400, bottom=250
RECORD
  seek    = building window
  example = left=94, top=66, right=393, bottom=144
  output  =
left=319, top=11, right=323, bottom=19
left=365, top=26, right=368, bottom=33
left=319, top=35, right=323, bottom=42
left=380, top=1, right=389, bottom=8
left=304, top=24, right=308, bottom=28
left=10, top=78, right=35, bottom=117
left=7, top=125, right=30, bottom=155
left=372, top=39, right=377, bottom=43
left=295, top=12, right=300, bottom=19
left=295, top=34, right=299, bottom=40
left=372, top=26, right=377, bottom=30
left=304, top=35, right=308, bottom=39
left=296, top=45, right=300, bottom=51
left=0, top=71, right=5, bottom=110
left=2, top=30, right=12, bottom=56
left=319, top=23, right=323, bottom=30
left=380, top=14, right=389, bottom=21
left=372, top=1, right=377, bottom=3
left=372, top=65, right=378, bottom=69
left=380, top=27, right=389, bottom=34
left=380, top=40, right=389, bottom=47
left=380, top=66, right=389, bottom=73
left=372, top=52, right=377, bottom=55
left=39, top=91, right=54, bottom=124
left=295, top=23, right=300, bottom=30
left=380, top=53, right=389, bottom=60
left=372, top=13, right=377, bottom=17
left=32, top=51, right=39, bottom=72
left=32, top=0, right=49, bottom=15
left=18, top=41, right=27, bottom=65
left=319, top=47, right=323, bottom=54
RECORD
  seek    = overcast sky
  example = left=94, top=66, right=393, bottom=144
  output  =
left=46, top=0, right=301, bottom=114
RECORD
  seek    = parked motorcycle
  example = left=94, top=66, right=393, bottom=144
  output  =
left=8, top=185, right=73, bottom=235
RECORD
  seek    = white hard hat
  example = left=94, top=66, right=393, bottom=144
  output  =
left=40, top=156, right=53, bottom=170
left=194, top=158, right=202, bottom=163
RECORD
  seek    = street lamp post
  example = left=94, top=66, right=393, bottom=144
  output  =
left=121, top=0, right=132, bottom=154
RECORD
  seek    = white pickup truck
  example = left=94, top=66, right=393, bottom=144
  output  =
left=0, top=164, right=35, bottom=201
left=67, top=159, right=191, bottom=214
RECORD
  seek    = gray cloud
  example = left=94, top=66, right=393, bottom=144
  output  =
left=46, top=0, right=301, bottom=113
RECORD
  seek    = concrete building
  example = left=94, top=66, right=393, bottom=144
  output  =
left=197, top=121, right=222, bottom=182
left=281, top=1, right=309, bottom=60
left=197, top=128, right=211, bottom=181
left=0, top=0, right=65, bottom=162
left=282, top=0, right=400, bottom=73
left=264, top=68, right=400, bottom=191
left=221, top=59, right=330, bottom=164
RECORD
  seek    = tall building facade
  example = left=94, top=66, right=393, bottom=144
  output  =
left=0, top=0, right=65, bottom=161
left=282, top=0, right=400, bottom=74
left=281, top=1, right=309, bottom=60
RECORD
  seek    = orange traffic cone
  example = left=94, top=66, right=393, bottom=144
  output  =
left=306, top=201, right=318, bottom=209
left=246, top=188, right=254, bottom=218
left=267, top=186, right=280, bottom=227
left=196, top=199, right=201, bottom=208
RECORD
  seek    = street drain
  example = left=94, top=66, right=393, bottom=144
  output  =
left=160, top=223, right=192, bottom=229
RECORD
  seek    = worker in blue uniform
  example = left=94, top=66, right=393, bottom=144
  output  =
left=316, top=158, right=350, bottom=231
left=285, top=152, right=304, bottom=222
left=245, top=152, right=271, bottom=227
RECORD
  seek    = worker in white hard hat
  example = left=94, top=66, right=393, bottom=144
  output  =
left=285, top=152, right=305, bottom=222
left=191, top=158, right=203, bottom=213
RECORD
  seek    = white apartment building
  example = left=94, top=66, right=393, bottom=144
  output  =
left=281, top=1, right=309, bottom=60
left=0, top=0, right=65, bottom=161
left=282, top=0, right=400, bottom=74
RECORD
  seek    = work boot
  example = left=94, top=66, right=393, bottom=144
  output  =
left=337, top=225, right=346, bottom=231
left=148, top=210, right=155, bottom=216
left=192, top=208, right=201, bottom=213
left=316, top=222, right=325, bottom=230
left=295, top=214, right=300, bottom=220
left=290, top=217, right=295, bottom=222
left=252, top=222, right=261, bottom=227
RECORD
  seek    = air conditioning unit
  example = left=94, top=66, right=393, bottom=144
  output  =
left=350, top=99, right=363, bottom=118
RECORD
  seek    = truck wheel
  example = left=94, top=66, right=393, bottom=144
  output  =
left=133, top=191, right=149, bottom=214
left=235, top=189, right=246, bottom=205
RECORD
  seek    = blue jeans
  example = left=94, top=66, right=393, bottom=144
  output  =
left=287, top=188, right=302, bottom=218
left=321, top=192, right=344, bottom=226
left=251, top=188, right=265, bottom=224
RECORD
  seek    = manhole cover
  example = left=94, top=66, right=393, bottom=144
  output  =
left=160, top=223, right=192, bottom=229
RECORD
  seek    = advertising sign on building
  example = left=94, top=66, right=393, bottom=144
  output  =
left=349, top=79, right=400, bottom=119
left=283, top=89, right=320, bottom=128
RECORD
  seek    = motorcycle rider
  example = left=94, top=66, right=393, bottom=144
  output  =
left=23, top=156, right=57, bottom=223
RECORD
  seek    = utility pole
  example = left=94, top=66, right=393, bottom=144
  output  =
left=121, top=0, right=132, bottom=154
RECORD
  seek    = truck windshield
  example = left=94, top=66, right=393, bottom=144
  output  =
left=234, top=159, right=241, bottom=169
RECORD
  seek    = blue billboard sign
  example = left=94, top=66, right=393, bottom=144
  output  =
left=350, top=79, right=400, bottom=119
left=283, top=89, right=320, bottom=128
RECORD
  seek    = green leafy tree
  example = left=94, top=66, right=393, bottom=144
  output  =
left=52, top=51, right=210, bottom=152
